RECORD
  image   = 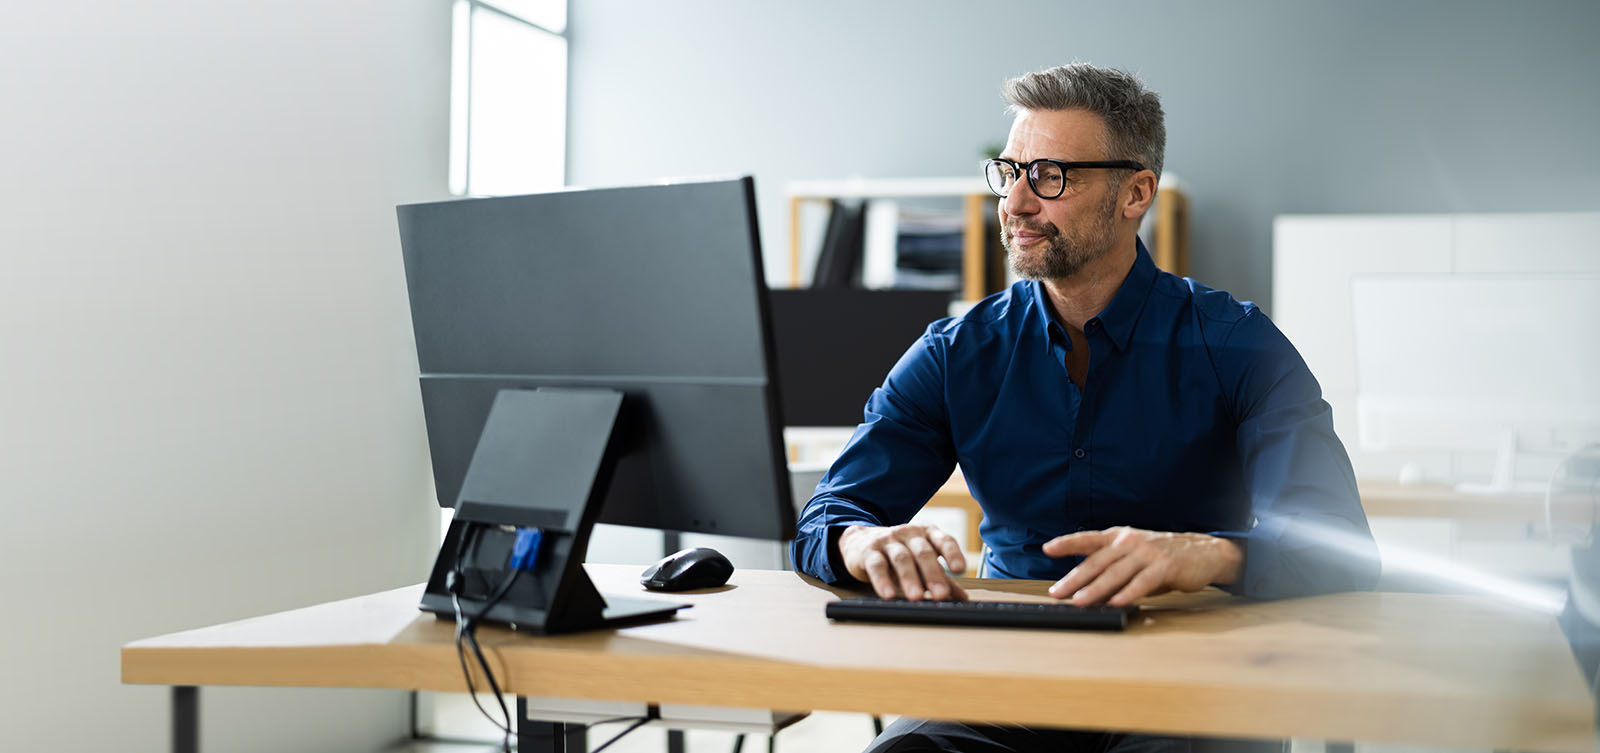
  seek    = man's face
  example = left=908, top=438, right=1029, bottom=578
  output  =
left=998, top=108, right=1125, bottom=281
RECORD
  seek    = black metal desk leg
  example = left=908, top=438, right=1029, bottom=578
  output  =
left=173, top=686, right=198, bottom=753
left=518, top=698, right=586, bottom=752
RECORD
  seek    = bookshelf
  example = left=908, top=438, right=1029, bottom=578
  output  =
left=1151, top=175, right=1189, bottom=282
left=787, top=176, right=1189, bottom=300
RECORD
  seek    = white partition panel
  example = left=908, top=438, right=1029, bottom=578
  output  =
left=1271, top=215, right=1454, bottom=481
left=1273, top=212, right=1600, bottom=583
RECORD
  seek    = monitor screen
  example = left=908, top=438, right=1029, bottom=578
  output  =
left=396, top=177, right=795, bottom=541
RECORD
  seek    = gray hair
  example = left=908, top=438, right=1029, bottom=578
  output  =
left=1001, top=64, right=1165, bottom=181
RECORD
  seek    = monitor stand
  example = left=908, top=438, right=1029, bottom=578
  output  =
left=418, top=387, right=688, bottom=634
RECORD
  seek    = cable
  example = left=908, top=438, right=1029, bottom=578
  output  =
left=456, top=527, right=520, bottom=747
left=451, top=522, right=620, bottom=751
left=525, top=715, right=651, bottom=731
left=514, top=714, right=653, bottom=746
left=449, top=522, right=524, bottom=752
left=588, top=716, right=653, bottom=753
left=453, top=627, right=512, bottom=738
left=452, top=564, right=512, bottom=749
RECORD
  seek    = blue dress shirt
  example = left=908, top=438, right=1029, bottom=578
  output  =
left=790, top=242, right=1380, bottom=600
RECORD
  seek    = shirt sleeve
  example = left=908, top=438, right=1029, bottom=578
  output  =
left=789, top=329, right=959, bottom=584
left=1211, top=310, right=1382, bottom=599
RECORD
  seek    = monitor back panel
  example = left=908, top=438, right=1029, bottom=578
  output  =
left=397, top=178, right=794, bottom=540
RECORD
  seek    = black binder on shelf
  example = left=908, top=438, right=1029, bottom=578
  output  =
left=811, top=199, right=865, bottom=288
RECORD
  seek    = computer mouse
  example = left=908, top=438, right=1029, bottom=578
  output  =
left=640, top=547, right=735, bottom=592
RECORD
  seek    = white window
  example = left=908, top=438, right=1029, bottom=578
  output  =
left=450, top=0, right=568, bottom=196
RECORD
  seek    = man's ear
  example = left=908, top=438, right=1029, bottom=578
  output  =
left=1122, top=171, right=1158, bottom=220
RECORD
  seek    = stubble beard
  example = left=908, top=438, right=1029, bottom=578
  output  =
left=1002, top=188, right=1121, bottom=282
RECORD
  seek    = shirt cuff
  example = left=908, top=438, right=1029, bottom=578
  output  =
left=823, top=525, right=863, bottom=586
left=1208, top=530, right=1254, bottom=596
left=790, top=521, right=870, bottom=585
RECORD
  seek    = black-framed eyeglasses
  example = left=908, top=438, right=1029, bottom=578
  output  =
left=983, top=158, right=1148, bottom=199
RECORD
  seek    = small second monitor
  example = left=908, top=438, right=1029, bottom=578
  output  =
left=768, top=288, right=953, bottom=427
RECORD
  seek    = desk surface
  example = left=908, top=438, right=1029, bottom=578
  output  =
left=123, top=566, right=1595, bottom=752
left=1358, top=479, right=1598, bottom=524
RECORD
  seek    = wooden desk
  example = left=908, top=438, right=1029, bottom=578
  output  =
left=124, top=565, right=1593, bottom=752
left=927, top=473, right=1600, bottom=544
left=1358, top=480, right=1598, bottom=525
left=928, top=473, right=987, bottom=549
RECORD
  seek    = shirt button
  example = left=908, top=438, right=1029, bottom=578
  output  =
left=1087, top=319, right=1099, bottom=328
left=1074, top=448, right=1087, bottom=459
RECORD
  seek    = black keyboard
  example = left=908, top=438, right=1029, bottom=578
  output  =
left=825, top=598, right=1137, bottom=631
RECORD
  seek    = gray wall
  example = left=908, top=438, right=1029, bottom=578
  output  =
left=568, top=0, right=1600, bottom=312
left=0, top=2, right=450, bottom=750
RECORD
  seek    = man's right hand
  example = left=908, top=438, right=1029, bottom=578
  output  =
left=838, top=523, right=968, bottom=601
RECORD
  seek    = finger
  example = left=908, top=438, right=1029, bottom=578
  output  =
left=1042, top=531, right=1108, bottom=558
left=1109, top=562, right=1167, bottom=607
left=1049, top=542, right=1126, bottom=599
left=1072, top=550, right=1149, bottom=606
left=882, top=541, right=926, bottom=601
left=858, top=549, right=898, bottom=599
left=948, top=579, right=969, bottom=601
left=925, top=527, right=968, bottom=574
left=905, top=536, right=952, bottom=600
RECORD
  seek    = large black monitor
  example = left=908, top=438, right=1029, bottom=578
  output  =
left=768, top=288, right=952, bottom=427
left=396, top=177, right=794, bottom=633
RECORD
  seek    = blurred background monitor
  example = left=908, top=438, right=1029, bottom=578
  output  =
left=1352, top=276, right=1600, bottom=493
left=767, top=288, right=953, bottom=428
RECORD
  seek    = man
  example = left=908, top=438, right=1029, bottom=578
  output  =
left=789, top=64, right=1381, bottom=752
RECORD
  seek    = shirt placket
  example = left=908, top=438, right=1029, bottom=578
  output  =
left=1071, top=317, right=1111, bottom=526
left=1047, top=323, right=1082, bottom=526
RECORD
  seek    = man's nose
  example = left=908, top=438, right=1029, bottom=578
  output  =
left=1001, top=180, right=1041, bottom=216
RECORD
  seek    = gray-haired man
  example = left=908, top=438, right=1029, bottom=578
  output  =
left=791, top=63, right=1379, bottom=753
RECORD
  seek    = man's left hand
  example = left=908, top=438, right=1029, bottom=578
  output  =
left=1041, top=527, right=1243, bottom=607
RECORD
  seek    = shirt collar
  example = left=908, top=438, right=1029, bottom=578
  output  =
left=1030, top=238, right=1159, bottom=354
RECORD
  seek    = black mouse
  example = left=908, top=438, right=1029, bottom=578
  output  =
left=640, top=547, right=735, bottom=591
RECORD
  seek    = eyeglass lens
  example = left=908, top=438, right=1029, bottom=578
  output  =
left=985, top=160, right=1066, bottom=199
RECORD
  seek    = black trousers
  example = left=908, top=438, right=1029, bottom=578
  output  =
left=862, top=718, right=1284, bottom=753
